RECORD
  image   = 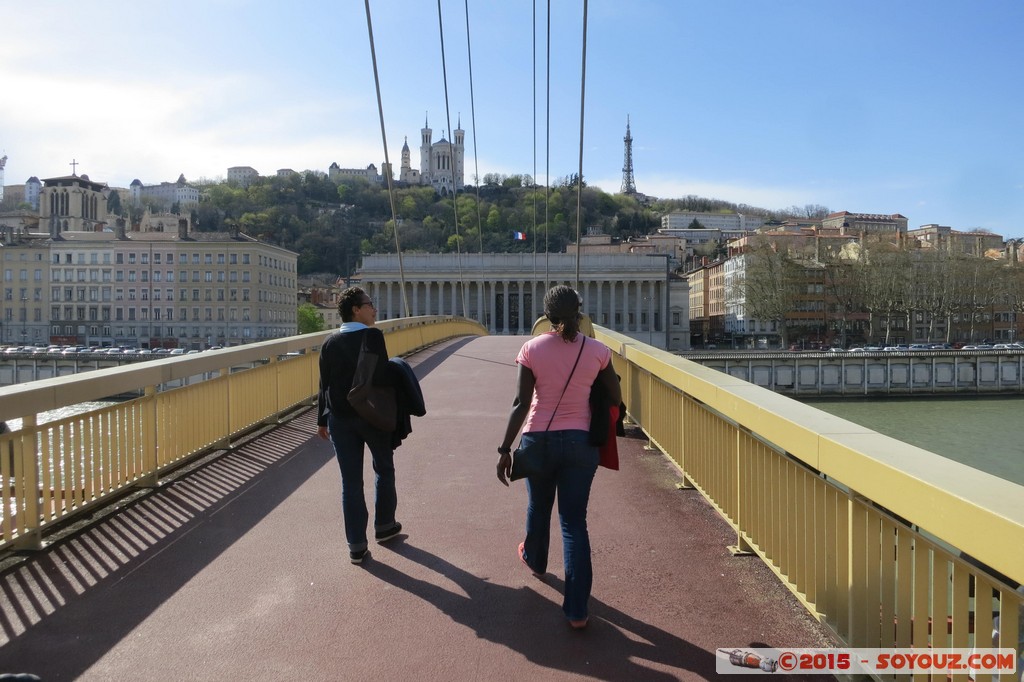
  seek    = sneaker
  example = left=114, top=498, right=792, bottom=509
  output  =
left=518, top=541, right=543, bottom=577
left=568, top=617, right=589, bottom=630
left=374, top=522, right=402, bottom=543
left=350, top=548, right=369, bottom=564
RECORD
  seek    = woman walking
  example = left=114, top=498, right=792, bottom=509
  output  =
left=317, top=287, right=402, bottom=565
left=496, top=285, right=622, bottom=629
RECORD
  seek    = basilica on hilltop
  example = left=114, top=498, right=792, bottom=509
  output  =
left=398, top=115, right=465, bottom=195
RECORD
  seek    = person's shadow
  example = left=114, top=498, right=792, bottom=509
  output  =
left=365, top=542, right=718, bottom=680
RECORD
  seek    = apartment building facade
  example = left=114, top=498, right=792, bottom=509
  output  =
left=1, top=219, right=298, bottom=349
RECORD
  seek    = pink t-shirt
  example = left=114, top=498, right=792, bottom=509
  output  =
left=516, top=331, right=612, bottom=433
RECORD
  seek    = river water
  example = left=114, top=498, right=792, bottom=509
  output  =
left=802, top=395, right=1024, bottom=487
left=3, top=401, right=120, bottom=433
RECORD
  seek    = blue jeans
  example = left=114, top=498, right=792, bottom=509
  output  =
left=519, top=429, right=599, bottom=621
left=327, top=413, right=397, bottom=552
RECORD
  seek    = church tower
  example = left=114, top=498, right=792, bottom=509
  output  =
left=453, top=116, right=465, bottom=190
left=420, top=114, right=432, bottom=178
left=401, top=137, right=411, bottom=173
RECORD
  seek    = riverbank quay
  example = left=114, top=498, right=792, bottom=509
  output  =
left=682, top=348, right=1024, bottom=396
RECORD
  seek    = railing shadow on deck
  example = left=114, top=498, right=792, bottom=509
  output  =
left=0, top=412, right=327, bottom=678
left=0, top=332, right=484, bottom=680
left=0, top=317, right=487, bottom=554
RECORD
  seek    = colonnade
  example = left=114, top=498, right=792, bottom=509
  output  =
left=363, top=278, right=666, bottom=336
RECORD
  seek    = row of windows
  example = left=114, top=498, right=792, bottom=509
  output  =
left=50, top=270, right=253, bottom=283
left=53, top=252, right=254, bottom=266
left=50, top=307, right=255, bottom=322
left=46, top=325, right=289, bottom=339
left=47, top=288, right=255, bottom=302
left=3, top=269, right=44, bottom=282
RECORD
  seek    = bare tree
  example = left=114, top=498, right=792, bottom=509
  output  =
left=910, top=249, right=960, bottom=342
left=860, top=242, right=913, bottom=344
left=740, top=238, right=803, bottom=347
left=819, top=240, right=867, bottom=347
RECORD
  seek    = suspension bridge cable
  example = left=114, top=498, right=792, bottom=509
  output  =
left=463, top=0, right=490, bottom=327
left=363, top=0, right=409, bottom=317
left=436, top=0, right=470, bottom=318
left=544, top=0, right=551, bottom=285
left=532, top=0, right=538, bottom=299
left=574, top=0, right=589, bottom=292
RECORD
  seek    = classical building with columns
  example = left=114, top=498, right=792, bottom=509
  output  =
left=356, top=253, right=690, bottom=350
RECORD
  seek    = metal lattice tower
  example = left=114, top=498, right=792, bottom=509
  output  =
left=620, top=116, right=636, bottom=195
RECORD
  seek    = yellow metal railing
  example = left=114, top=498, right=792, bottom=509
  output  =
left=594, top=326, right=1023, bottom=671
left=0, top=316, right=486, bottom=552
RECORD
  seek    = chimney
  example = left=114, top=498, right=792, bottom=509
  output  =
left=178, top=217, right=188, bottom=240
left=116, top=218, right=127, bottom=240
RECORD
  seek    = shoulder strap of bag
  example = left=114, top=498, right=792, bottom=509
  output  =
left=545, top=337, right=585, bottom=431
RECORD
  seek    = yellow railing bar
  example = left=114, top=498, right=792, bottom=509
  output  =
left=0, top=316, right=486, bottom=553
left=592, top=325, right=1023, bottom=661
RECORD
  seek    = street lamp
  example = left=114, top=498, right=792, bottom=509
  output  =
left=645, top=253, right=671, bottom=350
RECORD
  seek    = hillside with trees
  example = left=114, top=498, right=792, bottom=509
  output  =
left=133, top=171, right=782, bottom=278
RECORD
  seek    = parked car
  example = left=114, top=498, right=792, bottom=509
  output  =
left=169, top=348, right=186, bottom=355
left=908, top=344, right=931, bottom=351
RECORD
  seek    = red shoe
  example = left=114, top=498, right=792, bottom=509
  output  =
left=518, top=542, right=543, bottom=577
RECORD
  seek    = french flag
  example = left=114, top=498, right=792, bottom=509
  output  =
left=513, top=231, right=527, bottom=241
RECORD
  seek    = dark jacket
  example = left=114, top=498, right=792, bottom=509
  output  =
left=317, top=327, right=396, bottom=427
left=389, top=357, right=426, bottom=447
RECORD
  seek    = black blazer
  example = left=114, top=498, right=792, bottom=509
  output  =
left=388, top=356, right=427, bottom=448
left=317, top=328, right=396, bottom=426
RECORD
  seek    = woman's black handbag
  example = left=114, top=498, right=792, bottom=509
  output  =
left=347, top=333, right=397, bottom=432
left=510, top=439, right=547, bottom=481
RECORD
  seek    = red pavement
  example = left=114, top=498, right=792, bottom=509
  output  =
left=0, top=335, right=833, bottom=681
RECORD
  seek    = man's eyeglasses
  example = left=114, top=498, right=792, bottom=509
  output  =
left=358, top=299, right=376, bottom=309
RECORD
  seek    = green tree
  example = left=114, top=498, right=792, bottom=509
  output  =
left=297, top=303, right=325, bottom=334
left=106, top=190, right=123, bottom=216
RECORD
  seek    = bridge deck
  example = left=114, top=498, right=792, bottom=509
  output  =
left=0, top=336, right=832, bottom=681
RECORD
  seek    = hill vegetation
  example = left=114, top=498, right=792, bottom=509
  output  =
left=121, top=171, right=794, bottom=277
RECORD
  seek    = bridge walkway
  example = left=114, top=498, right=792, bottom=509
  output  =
left=0, top=336, right=832, bottom=681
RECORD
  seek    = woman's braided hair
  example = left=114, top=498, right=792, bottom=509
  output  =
left=544, top=285, right=582, bottom=342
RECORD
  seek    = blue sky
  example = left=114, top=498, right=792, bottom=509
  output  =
left=3, top=1, right=1023, bottom=236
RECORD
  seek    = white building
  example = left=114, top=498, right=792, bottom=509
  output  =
left=328, top=163, right=381, bottom=184
left=357, top=253, right=689, bottom=350
left=661, top=211, right=765, bottom=232
left=227, top=166, right=259, bottom=188
left=398, top=116, right=465, bottom=194
left=129, top=175, right=200, bottom=210
left=722, top=253, right=778, bottom=349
